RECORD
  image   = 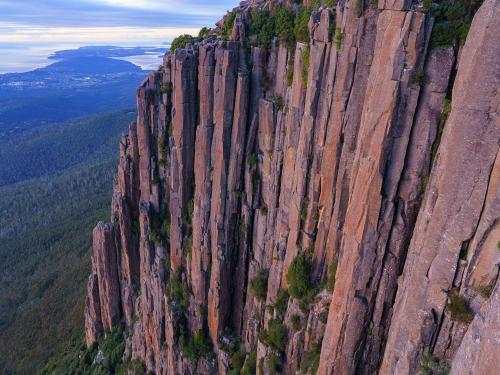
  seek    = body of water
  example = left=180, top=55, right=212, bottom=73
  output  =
left=0, top=43, right=166, bottom=74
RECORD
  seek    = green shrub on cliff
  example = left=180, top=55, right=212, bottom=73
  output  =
left=274, top=7, right=296, bottom=48
left=294, top=6, right=311, bottom=43
left=259, top=319, right=288, bottom=351
left=430, top=0, right=484, bottom=48
left=327, top=258, right=338, bottom=292
left=334, top=27, right=344, bottom=50
left=287, top=253, right=312, bottom=299
left=179, top=329, right=212, bottom=364
left=241, top=350, right=257, bottom=375
left=247, top=5, right=313, bottom=49
left=300, top=342, right=321, bottom=375
left=301, top=46, right=310, bottom=85
left=274, top=288, right=290, bottom=315
left=167, top=269, right=189, bottom=310
left=291, top=314, right=301, bottom=331
left=250, top=268, right=270, bottom=300
left=270, top=93, right=285, bottom=112
left=170, top=34, right=196, bottom=53
left=446, top=290, right=474, bottom=323
left=420, top=352, right=450, bottom=375
left=37, top=327, right=148, bottom=375
left=223, top=11, right=237, bottom=38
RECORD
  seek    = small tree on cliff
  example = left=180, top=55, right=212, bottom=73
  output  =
left=286, top=253, right=312, bottom=299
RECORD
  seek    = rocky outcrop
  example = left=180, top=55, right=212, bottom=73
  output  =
left=379, top=1, right=500, bottom=372
left=84, top=0, right=500, bottom=374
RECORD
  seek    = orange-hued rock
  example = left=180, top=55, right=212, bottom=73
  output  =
left=449, top=281, right=500, bottom=375
left=84, top=273, right=103, bottom=346
left=380, top=0, right=500, bottom=373
left=170, top=47, right=198, bottom=271
left=83, top=0, right=500, bottom=373
left=92, top=223, right=121, bottom=333
left=191, top=43, right=216, bottom=330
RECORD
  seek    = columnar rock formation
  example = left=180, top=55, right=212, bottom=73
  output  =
left=84, top=0, right=500, bottom=374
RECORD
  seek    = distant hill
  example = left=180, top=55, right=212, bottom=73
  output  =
left=49, top=45, right=165, bottom=60
left=0, top=56, right=145, bottom=136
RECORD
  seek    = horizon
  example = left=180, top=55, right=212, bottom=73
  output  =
left=0, top=0, right=238, bottom=73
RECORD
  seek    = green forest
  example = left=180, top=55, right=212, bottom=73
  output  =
left=0, top=110, right=134, bottom=374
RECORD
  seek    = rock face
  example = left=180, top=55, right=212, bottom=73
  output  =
left=84, top=0, right=500, bottom=374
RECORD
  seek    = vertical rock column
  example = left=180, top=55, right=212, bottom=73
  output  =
left=318, top=7, right=428, bottom=375
left=312, top=4, right=379, bottom=281
left=113, top=124, right=141, bottom=326
left=208, top=41, right=238, bottom=343
left=361, top=46, right=455, bottom=372
left=169, top=47, right=198, bottom=271
left=135, top=73, right=169, bottom=374
left=227, top=69, right=250, bottom=333
left=93, top=223, right=121, bottom=333
left=191, top=43, right=216, bottom=330
left=380, top=0, right=500, bottom=372
left=266, top=42, right=308, bottom=302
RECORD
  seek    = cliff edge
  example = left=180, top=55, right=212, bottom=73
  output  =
left=84, top=0, right=500, bottom=374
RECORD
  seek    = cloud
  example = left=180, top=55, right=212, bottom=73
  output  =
left=0, top=0, right=237, bottom=28
left=0, top=24, right=201, bottom=45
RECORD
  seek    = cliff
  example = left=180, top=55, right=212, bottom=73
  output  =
left=84, top=0, right=500, bottom=374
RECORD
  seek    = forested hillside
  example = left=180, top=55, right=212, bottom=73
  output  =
left=0, top=110, right=135, bottom=374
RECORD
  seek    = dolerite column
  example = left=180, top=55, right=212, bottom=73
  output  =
left=318, top=7, right=427, bottom=375
left=207, top=41, right=238, bottom=343
left=380, top=0, right=500, bottom=373
left=169, top=47, right=198, bottom=271
left=227, top=69, right=249, bottom=333
left=93, top=222, right=121, bottom=332
left=191, top=42, right=216, bottom=330
left=84, top=273, right=103, bottom=346
left=114, top=128, right=141, bottom=326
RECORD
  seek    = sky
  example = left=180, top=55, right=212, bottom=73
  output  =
left=0, top=0, right=237, bottom=72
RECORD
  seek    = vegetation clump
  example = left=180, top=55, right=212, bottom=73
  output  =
left=245, top=4, right=314, bottom=50
left=420, top=352, right=451, bottom=375
left=170, top=34, right=196, bottom=53
left=241, top=350, right=257, bottom=375
left=287, top=253, right=312, bottom=299
left=38, top=326, right=148, bottom=375
left=411, top=69, right=427, bottom=86
left=259, top=319, right=288, bottom=351
left=179, top=329, right=212, bottom=364
left=301, top=46, right=311, bottom=86
left=294, top=6, right=312, bottom=43
left=247, top=153, right=259, bottom=166
left=160, top=82, right=172, bottom=94
left=274, top=289, right=290, bottom=315
left=250, top=268, right=270, bottom=301
left=167, top=269, right=189, bottom=311
left=446, top=290, right=474, bottom=323
left=268, top=351, right=280, bottom=374
left=300, top=342, right=321, bottom=375
left=270, top=94, right=285, bottom=112
left=431, top=98, right=452, bottom=163
left=334, top=27, right=344, bottom=50
left=274, top=7, right=296, bottom=48
left=430, top=0, right=484, bottom=48
left=222, top=11, right=237, bottom=38
left=182, top=198, right=194, bottom=226
left=198, top=27, right=211, bottom=39
left=150, top=209, right=170, bottom=243
left=228, top=350, right=246, bottom=375
left=478, top=283, right=494, bottom=299
left=290, top=314, right=301, bottom=331
left=327, top=259, right=338, bottom=292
